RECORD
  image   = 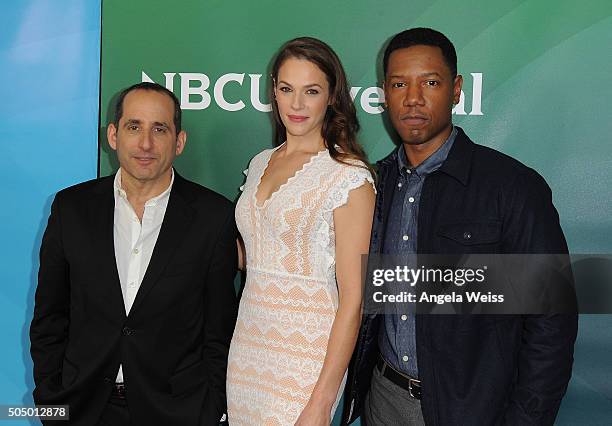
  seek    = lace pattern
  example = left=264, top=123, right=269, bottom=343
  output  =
left=228, top=147, right=374, bottom=425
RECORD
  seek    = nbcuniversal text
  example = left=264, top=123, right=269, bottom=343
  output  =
left=141, top=71, right=484, bottom=115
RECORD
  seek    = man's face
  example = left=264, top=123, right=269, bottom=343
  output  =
left=384, top=45, right=462, bottom=147
left=107, top=89, right=186, bottom=185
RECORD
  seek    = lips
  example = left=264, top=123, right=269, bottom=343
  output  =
left=400, top=113, right=428, bottom=127
left=134, top=156, right=156, bottom=165
left=287, top=114, right=308, bottom=123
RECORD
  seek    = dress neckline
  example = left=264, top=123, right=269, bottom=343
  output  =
left=253, top=143, right=328, bottom=209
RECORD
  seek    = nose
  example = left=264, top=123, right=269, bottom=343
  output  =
left=291, top=92, right=304, bottom=111
left=403, top=83, right=424, bottom=107
left=139, top=129, right=154, bottom=151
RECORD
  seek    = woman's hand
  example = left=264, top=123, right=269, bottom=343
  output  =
left=294, top=398, right=332, bottom=426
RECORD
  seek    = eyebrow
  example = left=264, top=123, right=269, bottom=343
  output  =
left=388, top=72, right=444, bottom=79
left=123, top=119, right=141, bottom=127
left=123, top=119, right=170, bottom=129
left=278, top=80, right=323, bottom=89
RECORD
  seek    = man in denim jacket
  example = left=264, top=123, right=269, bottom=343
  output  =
left=342, top=28, right=577, bottom=426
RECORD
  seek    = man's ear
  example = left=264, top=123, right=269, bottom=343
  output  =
left=107, top=123, right=118, bottom=151
left=175, top=130, right=187, bottom=156
left=453, top=74, right=463, bottom=105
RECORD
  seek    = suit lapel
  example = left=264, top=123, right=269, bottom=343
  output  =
left=89, top=177, right=126, bottom=319
left=128, top=175, right=194, bottom=315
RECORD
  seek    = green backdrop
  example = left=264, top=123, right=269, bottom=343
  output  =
left=100, top=1, right=612, bottom=424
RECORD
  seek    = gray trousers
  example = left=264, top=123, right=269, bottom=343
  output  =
left=363, top=364, right=425, bottom=426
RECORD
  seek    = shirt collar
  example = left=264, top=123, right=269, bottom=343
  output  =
left=397, top=126, right=458, bottom=177
left=113, top=168, right=174, bottom=206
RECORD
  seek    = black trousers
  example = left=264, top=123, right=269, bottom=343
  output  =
left=96, top=394, right=131, bottom=426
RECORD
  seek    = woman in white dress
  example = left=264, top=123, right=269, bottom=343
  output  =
left=227, top=37, right=375, bottom=425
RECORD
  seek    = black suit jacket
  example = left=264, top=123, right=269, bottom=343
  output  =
left=343, top=128, right=578, bottom=425
left=30, top=172, right=238, bottom=425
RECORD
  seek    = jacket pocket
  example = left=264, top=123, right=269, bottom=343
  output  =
left=437, top=221, right=502, bottom=246
left=169, top=359, right=206, bottom=396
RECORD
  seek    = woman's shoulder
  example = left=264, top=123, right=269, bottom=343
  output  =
left=240, top=148, right=276, bottom=184
left=252, top=146, right=277, bottom=161
left=322, top=152, right=375, bottom=190
left=323, top=151, right=372, bottom=177
left=246, top=146, right=277, bottom=169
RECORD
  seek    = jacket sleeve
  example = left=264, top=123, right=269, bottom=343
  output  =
left=30, top=193, right=70, bottom=400
left=199, top=205, right=239, bottom=425
left=501, top=170, right=578, bottom=425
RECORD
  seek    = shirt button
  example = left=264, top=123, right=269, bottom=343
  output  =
left=463, top=232, right=472, bottom=240
left=402, top=355, right=409, bottom=362
left=133, top=248, right=139, bottom=254
left=402, top=235, right=409, bottom=241
left=398, top=182, right=403, bottom=188
left=128, top=281, right=136, bottom=288
left=408, top=197, right=415, bottom=203
left=401, top=314, right=408, bottom=321
left=407, top=169, right=412, bottom=174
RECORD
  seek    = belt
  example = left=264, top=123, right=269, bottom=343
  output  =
left=377, top=356, right=421, bottom=400
left=111, top=383, right=127, bottom=399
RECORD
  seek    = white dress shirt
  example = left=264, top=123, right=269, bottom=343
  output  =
left=113, top=168, right=174, bottom=383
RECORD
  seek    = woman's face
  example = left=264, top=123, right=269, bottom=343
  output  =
left=274, top=57, right=331, bottom=141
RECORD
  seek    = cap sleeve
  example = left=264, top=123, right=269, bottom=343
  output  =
left=324, top=162, right=375, bottom=212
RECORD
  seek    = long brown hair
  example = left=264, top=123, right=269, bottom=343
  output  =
left=269, top=37, right=373, bottom=175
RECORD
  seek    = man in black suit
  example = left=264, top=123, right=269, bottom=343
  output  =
left=30, top=82, right=238, bottom=425
left=342, top=28, right=577, bottom=425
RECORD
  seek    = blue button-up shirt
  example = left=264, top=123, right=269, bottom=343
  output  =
left=379, top=127, right=457, bottom=378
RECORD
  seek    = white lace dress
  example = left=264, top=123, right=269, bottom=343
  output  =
left=227, top=146, right=374, bottom=425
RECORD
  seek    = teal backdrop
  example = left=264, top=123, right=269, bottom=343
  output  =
left=99, top=1, right=612, bottom=424
left=1, top=1, right=101, bottom=425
